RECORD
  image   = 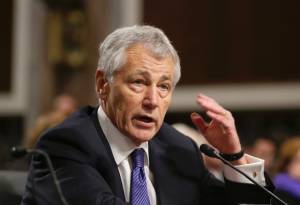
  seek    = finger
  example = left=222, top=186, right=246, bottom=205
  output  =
left=197, top=93, right=213, bottom=100
left=206, top=111, right=233, bottom=128
left=197, top=93, right=220, bottom=103
left=197, top=96, right=227, bottom=116
left=196, top=93, right=234, bottom=128
left=190, top=112, right=208, bottom=133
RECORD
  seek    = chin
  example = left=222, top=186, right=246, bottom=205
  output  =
left=130, top=131, right=156, bottom=145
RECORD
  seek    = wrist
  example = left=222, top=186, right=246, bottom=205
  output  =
left=219, top=149, right=245, bottom=161
left=230, top=156, right=248, bottom=165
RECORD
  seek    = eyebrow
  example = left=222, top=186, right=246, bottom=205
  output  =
left=133, top=70, right=149, bottom=77
left=132, top=70, right=172, bottom=82
left=160, top=75, right=172, bottom=81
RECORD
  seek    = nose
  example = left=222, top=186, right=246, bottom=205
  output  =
left=142, top=86, right=159, bottom=110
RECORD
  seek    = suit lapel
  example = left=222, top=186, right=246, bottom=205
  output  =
left=149, top=129, right=201, bottom=205
left=90, top=107, right=126, bottom=201
left=149, top=137, right=169, bottom=205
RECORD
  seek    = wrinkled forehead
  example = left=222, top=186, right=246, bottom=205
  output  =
left=122, top=44, right=175, bottom=74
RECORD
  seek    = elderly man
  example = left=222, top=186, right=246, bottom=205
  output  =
left=22, top=25, right=273, bottom=205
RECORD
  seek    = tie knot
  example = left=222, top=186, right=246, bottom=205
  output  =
left=131, top=148, right=144, bottom=168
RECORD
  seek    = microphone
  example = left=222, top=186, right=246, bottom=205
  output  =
left=199, top=143, right=219, bottom=158
left=10, top=147, right=69, bottom=205
left=199, top=144, right=288, bottom=205
left=10, top=146, right=28, bottom=158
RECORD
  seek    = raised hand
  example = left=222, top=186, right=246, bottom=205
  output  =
left=191, top=94, right=247, bottom=164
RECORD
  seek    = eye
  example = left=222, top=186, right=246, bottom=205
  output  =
left=133, top=79, right=144, bottom=85
left=129, top=78, right=146, bottom=92
left=159, top=83, right=171, bottom=91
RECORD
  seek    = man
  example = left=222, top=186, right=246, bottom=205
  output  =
left=22, top=25, right=273, bottom=205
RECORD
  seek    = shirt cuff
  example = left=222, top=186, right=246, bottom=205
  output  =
left=223, top=154, right=266, bottom=186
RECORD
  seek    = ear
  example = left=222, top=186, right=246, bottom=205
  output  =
left=95, top=70, right=109, bottom=100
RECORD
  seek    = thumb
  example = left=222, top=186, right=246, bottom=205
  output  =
left=190, top=112, right=208, bottom=134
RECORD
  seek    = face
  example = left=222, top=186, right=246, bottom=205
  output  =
left=287, top=149, right=300, bottom=180
left=252, top=139, right=276, bottom=171
left=96, top=44, right=175, bottom=145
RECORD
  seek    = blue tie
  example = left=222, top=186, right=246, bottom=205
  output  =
left=130, top=149, right=150, bottom=205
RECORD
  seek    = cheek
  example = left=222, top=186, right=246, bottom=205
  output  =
left=161, top=97, right=172, bottom=114
left=107, top=90, right=127, bottom=125
left=156, top=98, right=171, bottom=125
left=292, top=160, right=300, bottom=169
left=288, top=161, right=300, bottom=173
left=113, top=93, right=140, bottom=124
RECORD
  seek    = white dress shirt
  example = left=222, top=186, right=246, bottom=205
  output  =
left=97, top=106, right=157, bottom=205
left=97, top=106, right=265, bottom=204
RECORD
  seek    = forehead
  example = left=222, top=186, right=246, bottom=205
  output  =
left=121, top=44, right=175, bottom=76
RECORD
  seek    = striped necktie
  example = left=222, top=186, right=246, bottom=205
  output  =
left=130, top=148, right=150, bottom=205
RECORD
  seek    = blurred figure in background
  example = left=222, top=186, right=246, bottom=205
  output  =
left=248, top=137, right=277, bottom=174
left=273, top=137, right=300, bottom=205
left=22, top=94, right=77, bottom=149
left=52, top=94, right=77, bottom=115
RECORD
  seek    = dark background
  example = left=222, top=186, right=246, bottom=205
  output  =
left=144, top=0, right=300, bottom=85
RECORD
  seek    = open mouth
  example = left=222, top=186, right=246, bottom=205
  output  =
left=134, top=115, right=155, bottom=127
left=136, top=116, right=154, bottom=123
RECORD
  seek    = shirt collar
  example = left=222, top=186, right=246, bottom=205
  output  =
left=97, top=106, right=149, bottom=166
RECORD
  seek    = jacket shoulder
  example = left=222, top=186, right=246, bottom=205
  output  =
left=36, top=106, right=106, bottom=164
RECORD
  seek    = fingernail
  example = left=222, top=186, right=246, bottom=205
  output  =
left=191, top=112, right=199, bottom=117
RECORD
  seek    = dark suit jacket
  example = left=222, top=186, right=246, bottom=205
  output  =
left=22, top=106, right=273, bottom=205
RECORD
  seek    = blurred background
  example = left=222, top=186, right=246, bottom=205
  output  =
left=0, top=0, right=300, bottom=202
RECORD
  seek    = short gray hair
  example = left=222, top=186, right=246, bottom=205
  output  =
left=97, top=25, right=181, bottom=86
